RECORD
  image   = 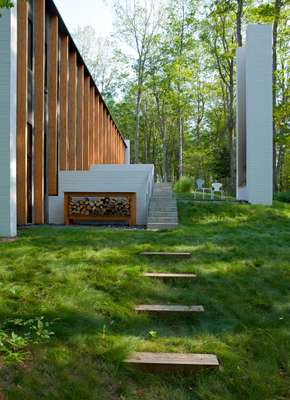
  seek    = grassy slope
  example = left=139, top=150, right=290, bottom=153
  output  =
left=0, top=201, right=289, bottom=400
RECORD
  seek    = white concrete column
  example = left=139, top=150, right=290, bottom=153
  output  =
left=0, top=4, right=17, bottom=237
left=125, top=140, right=130, bottom=164
left=246, top=25, right=273, bottom=205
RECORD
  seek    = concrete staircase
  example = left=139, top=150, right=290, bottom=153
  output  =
left=147, top=183, right=178, bottom=230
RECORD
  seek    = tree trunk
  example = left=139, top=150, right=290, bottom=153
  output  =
left=236, top=0, right=243, bottom=47
left=178, top=113, right=183, bottom=179
left=177, top=0, right=185, bottom=179
left=154, top=91, right=168, bottom=182
left=228, top=57, right=235, bottom=193
left=134, top=82, right=142, bottom=163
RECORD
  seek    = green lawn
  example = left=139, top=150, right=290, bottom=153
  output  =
left=0, top=201, right=290, bottom=399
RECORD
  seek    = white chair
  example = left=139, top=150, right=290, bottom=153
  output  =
left=211, top=182, right=225, bottom=200
left=194, top=178, right=211, bottom=200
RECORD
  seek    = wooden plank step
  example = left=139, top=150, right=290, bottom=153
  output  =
left=143, top=272, right=196, bottom=279
left=141, top=252, right=191, bottom=257
left=135, top=304, right=204, bottom=313
left=125, top=352, right=219, bottom=373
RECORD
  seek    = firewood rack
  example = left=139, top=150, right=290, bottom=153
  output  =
left=64, top=192, right=137, bottom=226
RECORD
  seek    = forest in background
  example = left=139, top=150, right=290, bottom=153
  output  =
left=2, top=0, right=288, bottom=193
left=73, top=0, right=289, bottom=194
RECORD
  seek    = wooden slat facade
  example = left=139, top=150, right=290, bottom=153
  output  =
left=83, top=75, right=90, bottom=170
left=16, top=0, right=28, bottom=224
left=47, top=14, right=58, bottom=195
left=68, top=51, right=77, bottom=171
left=60, top=35, right=69, bottom=171
left=34, top=0, right=45, bottom=224
left=15, top=0, right=126, bottom=226
left=76, top=64, right=84, bottom=170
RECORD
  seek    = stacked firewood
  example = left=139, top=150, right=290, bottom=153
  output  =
left=69, top=197, right=130, bottom=217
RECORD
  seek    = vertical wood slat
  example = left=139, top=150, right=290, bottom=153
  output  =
left=109, top=118, right=112, bottom=163
left=60, top=35, right=68, bottom=171
left=120, top=137, right=123, bottom=163
left=116, top=128, right=119, bottom=164
left=109, top=116, right=112, bottom=163
left=115, top=130, right=118, bottom=163
left=95, top=94, right=99, bottom=163
left=16, top=0, right=28, bottom=224
left=83, top=75, right=90, bottom=170
left=88, top=85, right=92, bottom=166
left=110, top=119, right=114, bottom=163
left=107, top=116, right=110, bottom=163
left=76, top=64, right=84, bottom=170
left=89, top=85, right=94, bottom=166
left=121, top=139, right=124, bottom=163
left=94, top=95, right=97, bottom=163
left=102, top=102, right=106, bottom=164
left=115, top=126, right=118, bottom=163
left=99, top=100, right=103, bottom=163
left=119, top=132, right=122, bottom=163
left=122, top=138, right=125, bottom=163
left=92, top=89, right=95, bottom=165
left=68, top=52, right=77, bottom=170
left=104, top=109, right=108, bottom=163
left=34, top=0, right=45, bottom=224
left=111, top=120, right=115, bottom=163
left=114, top=126, right=117, bottom=163
left=48, top=15, right=58, bottom=195
left=116, top=133, right=119, bottom=164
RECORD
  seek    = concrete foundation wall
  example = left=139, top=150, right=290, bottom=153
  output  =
left=48, top=164, right=154, bottom=225
left=0, top=5, right=17, bottom=237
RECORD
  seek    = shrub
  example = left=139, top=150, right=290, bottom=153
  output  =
left=275, top=190, right=290, bottom=203
left=174, top=176, right=193, bottom=193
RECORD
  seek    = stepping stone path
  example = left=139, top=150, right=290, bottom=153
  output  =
left=125, top=352, right=219, bottom=373
left=147, top=183, right=179, bottom=230
left=125, top=251, right=220, bottom=373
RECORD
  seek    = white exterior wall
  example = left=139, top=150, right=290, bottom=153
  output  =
left=48, top=164, right=154, bottom=225
left=246, top=25, right=273, bottom=205
left=0, top=5, right=17, bottom=237
left=236, top=24, right=273, bottom=205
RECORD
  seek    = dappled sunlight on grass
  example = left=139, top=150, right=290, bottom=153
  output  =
left=0, top=202, right=289, bottom=399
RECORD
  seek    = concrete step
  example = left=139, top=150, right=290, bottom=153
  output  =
left=135, top=304, right=204, bottom=314
left=147, top=183, right=178, bottom=230
left=125, top=352, right=219, bottom=373
left=148, top=218, right=178, bottom=223
left=149, top=215, right=178, bottom=220
left=149, top=204, right=177, bottom=209
left=149, top=211, right=177, bottom=215
left=149, top=206, right=177, bottom=213
left=150, top=204, right=176, bottom=208
left=147, top=223, right=179, bottom=230
left=150, top=198, right=176, bottom=202
left=151, top=199, right=174, bottom=202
